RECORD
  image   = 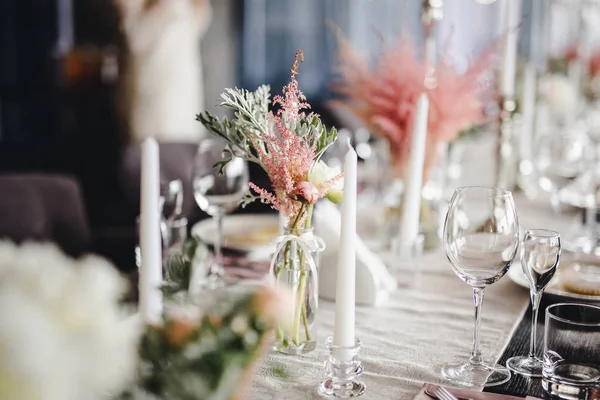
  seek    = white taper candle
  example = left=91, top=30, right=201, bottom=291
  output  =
left=520, top=64, right=536, bottom=159
left=501, top=0, right=521, bottom=98
left=333, top=140, right=357, bottom=361
left=399, top=93, right=429, bottom=248
left=139, top=137, right=163, bottom=325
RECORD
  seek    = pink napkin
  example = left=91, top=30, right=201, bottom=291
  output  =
left=221, top=255, right=269, bottom=280
left=414, top=383, right=542, bottom=400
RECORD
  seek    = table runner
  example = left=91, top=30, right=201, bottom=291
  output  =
left=248, top=134, right=581, bottom=399
left=249, top=261, right=528, bottom=399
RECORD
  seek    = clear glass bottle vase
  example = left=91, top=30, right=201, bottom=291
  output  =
left=383, top=141, right=449, bottom=251
left=269, top=225, right=325, bottom=355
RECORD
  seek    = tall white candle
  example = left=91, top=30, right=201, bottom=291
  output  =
left=399, top=93, right=429, bottom=248
left=520, top=64, right=536, bottom=160
left=528, top=0, right=542, bottom=67
left=333, top=140, right=357, bottom=361
left=139, top=138, right=163, bottom=324
left=501, top=0, right=521, bottom=98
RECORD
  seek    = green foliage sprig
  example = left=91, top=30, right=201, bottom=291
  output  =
left=136, top=290, right=278, bottom=400
left=161, top=236, right=208, bottom=298
left=196, top=85, right=338, bottom=174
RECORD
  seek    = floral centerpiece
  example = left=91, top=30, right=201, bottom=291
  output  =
left=197, top=50, right=342, bottom=354
left=331, top=36, right=493, bottom=180
left=123, top=236, right=290, bottom=400
left=330, top=34, right=494, bottom=247
left=129, top=285, right=289, bottom=400
left=548, top=42, right=600, bottom=102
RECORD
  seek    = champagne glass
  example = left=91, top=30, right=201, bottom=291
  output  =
left=442, top=186, right=520, bottom=387
left=506, top=229, right=561, bottom=377
left=192, top=139, right=249, bottom=287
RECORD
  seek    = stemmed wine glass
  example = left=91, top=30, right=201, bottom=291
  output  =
left=506, top=229, right=561, bottom=377
left=442, top=186, right=520, bottom=387
left=534, top=130, right=587, bottom=212
left=192, top=139, right=249, bottom=287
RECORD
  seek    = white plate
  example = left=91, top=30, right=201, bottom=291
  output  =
left=507, top=261, right=600, bottom=301
left=191, top=214, right=279, bottom=261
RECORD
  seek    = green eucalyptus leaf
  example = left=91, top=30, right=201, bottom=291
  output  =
left=165, top=254, right=189, bottom=282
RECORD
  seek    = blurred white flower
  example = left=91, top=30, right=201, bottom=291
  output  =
left=538, top=74, right=579, bottom=123
left=309, top=161, right=344, bottom=204
left=0, top=241, right=140, bottom=400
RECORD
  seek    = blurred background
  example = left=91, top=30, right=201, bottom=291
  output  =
left=1, top=0, right=597, bottom=273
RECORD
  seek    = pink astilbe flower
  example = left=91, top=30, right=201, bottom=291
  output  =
left=273, top=50, right=311, bottom=120
left=331, top=35, right=495, bottom=178
left=590, top=52, right=600, bottom=77
left=248, top=116, right=316, bottom=217
left=561, top=43, right=600, bottom=78
left=248, top=50, right=340, bottom=220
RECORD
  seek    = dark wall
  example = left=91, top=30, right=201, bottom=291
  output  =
left=0, top=0, right=64, bottom=145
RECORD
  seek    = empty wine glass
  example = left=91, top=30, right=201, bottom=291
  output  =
left=192, top=139, right=249, bottom=287
left=507, top=229, right=561, bottom=377
left=534, top=129, right=588, bottom=212
left=442, top=186, right=520, bottom=387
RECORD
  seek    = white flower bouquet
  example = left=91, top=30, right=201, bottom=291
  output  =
left=0, top=241, right=140, bottom=400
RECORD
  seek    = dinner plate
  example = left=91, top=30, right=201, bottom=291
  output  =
left=507, top=260, right=600, bottom=301
left=191, top=214, right=279, bottom=261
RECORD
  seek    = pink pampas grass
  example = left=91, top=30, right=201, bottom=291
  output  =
left=331, top=34, right=495, bottom=178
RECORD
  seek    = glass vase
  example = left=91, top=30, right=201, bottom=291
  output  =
left=383, top=142, right=449, bottom=250
left=269, top=225, right=324, bottom=355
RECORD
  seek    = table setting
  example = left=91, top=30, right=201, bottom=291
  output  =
left=3, top=1, right=600, bottom=400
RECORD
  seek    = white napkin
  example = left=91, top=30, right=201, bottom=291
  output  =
left=315, top=202, right=397, bottom=306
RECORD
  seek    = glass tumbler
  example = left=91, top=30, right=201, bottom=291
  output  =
left=543, top=303, right=600, bottom=400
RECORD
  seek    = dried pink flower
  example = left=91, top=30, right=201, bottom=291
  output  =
left=331, top=36, right=495, bottom=178
left=273, top=50, right=311, bottom=120
left=248, top=50, right=340, bottom=220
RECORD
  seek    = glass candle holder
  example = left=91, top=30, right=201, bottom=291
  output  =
left=318, top=336, right=366, bottom=398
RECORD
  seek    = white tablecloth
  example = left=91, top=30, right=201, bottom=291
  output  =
left=248, top=134, right=579, bottom=400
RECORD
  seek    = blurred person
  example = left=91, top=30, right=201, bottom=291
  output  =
left=116, top=0, right=212, bottom=142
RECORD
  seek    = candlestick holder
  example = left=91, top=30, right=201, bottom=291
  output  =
left=495, top=97, right=518, bottom=190
left=318, top=337, right=366, bottom=398
left=392, top=233, right=425, bottom=271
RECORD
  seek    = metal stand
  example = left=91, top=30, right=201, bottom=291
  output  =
left=421, top=0, right=444, bottom=88
left=318, top=337, right=366, bottom=398
left=495, top=97, right=518, bottom=190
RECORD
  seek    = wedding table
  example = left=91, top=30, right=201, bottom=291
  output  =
left=248, top=134, right=580, bottom=400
